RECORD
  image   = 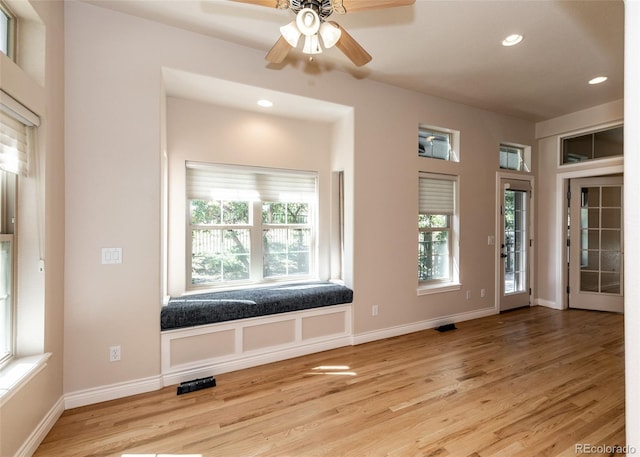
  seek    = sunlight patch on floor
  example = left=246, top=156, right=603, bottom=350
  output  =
left=308, top=365, right=357, bottom=376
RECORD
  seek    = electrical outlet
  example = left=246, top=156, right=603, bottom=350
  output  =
left=466, top=290, right=471, bottom=300
left=481, top=289, right=486, bottom=298
left=372, top=305, right=379, bottom=316
left=109, top=345, right=121, bottom=362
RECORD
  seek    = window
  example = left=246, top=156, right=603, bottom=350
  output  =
left=0, top=171, right=15, bottom=366
left=0, top=2, right=14, bottom=59
left=418, top=174, right=456, bottom=284
left=418, top=125, right=454, bottom=160
left=561, top=125, right=623, bottom=165
left=500, top=144, right=529, bottom=171
left=186, top=162, right=317, bottom=288
left=0, top=108, right=20, bottom=365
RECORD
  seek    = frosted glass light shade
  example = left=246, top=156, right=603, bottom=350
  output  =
left=319, top=22, right=341, bottom=49
left=280, top=21, right=301, bottom=47
left=303, top=34, right=322, bottom=54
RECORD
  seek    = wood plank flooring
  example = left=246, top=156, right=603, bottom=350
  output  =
left=34, top=307, right=625, bottom=457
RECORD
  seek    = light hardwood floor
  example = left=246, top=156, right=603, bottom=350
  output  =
left=34, top=307, right=625, bottom=457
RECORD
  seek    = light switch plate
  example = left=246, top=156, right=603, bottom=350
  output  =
left=102, top=247, right=122, bottom=264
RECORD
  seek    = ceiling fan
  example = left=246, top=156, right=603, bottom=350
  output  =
left=230, top=0, right=416, bottom=66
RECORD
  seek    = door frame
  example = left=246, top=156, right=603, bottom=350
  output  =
left=495, top=172, right=535, bottom=312
left=555, top=164, right=624, bottom=310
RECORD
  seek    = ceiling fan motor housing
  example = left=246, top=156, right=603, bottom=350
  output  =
left=290, top=0, right=335, bottom=19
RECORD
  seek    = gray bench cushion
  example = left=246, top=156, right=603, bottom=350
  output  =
left=161, top=281, right=353, bottom=331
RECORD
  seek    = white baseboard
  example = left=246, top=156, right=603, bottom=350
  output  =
left=14, top=395, right=64, bottom=457
left=64, top=375, right=162, bottom=410
left=535, top=298, right=564, bottom=310
left=352, top=306, right=498, bottom=345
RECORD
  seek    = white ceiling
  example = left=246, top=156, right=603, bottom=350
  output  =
left=84, top=0, right=624, bottom=123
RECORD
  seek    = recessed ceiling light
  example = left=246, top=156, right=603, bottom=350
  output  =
left=257, top=99, right=273, bottom=108
left=588, top=76, right=608, bottom=85
left=502, top=34, right=524, bottom=47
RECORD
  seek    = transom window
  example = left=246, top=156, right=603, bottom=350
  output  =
left=418, top=126, right=452, bottom=160
left=500, top=144, right=529, bottom=172
left=418, top=174, right=456, bottom=284
left=561, top=125, right=623, bottom=165
left=186, top=162, right=317, bottom=288
left=0, top=2, right=14, bottom=59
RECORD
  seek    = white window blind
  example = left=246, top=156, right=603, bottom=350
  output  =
left=0, top=91, right=39, bottom=176
left=186, top=162, right=317, bottom=202
left=419, top=175, right=455, bottom=215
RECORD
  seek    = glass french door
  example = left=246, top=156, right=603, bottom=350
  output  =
left=569, top=176, right=623, bottom=313
left=500, top=179, right=531, bottom=311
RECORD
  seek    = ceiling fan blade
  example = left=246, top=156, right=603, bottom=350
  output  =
left=329, top=22, right=372, bottom=67
left=265, top=36, right=293, bottom=64
left=340, top=0, right=415, bottom=13
left=229, top=0, right=287, bottom=8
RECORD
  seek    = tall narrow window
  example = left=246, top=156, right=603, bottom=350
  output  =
left=186, top=162, right=317, bottom=288
left=418, top=174, right=456, bottom=284
left=0, top=171, right=15, bottom=365
left=0, top=114, right=19, bottom=365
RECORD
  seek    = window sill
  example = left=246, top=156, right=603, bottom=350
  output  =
left=0, top=353, right=51, bottom=406
left=417, top=282, right=461, bottom=296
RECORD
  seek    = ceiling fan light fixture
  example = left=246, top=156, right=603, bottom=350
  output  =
left=319, top=21, right=341, bottom=49
left=280, top=21, right=301, bottom=47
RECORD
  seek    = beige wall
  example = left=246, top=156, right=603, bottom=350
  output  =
left=63, top=0, right=535, bottom=396
left=166, top=97, right=336, bottom=296
left=1, top=0, right=637, bottom=454
left=534, top=99, right=623, bottom=310
left=0, top=1, right=65, bottom=456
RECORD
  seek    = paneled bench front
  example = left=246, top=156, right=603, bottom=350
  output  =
left=160, top=281, right=354, bottom=385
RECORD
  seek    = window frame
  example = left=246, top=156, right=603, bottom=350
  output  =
left=185, top=163, right=318, bottom=290
left=188, top=199, right=253, bottom=286
left=0, top=1, right=15, bottom=60
left=262, top=201, right=313, bottom=279
left=418, top=124, right=460, bottom=162
left=417, top=172, right=460, bottom=294
left=0, top=170, right=16, bottom=368
left=418, top=214, right=452, bottom=283
left=560, top=125, right=624, bottom=166
left=500, top=144, right=530, bottom=172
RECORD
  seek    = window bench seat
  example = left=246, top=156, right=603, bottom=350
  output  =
left=161, top=281, right=353, bottom=330
left=160, top=281, right=354, bottom=385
